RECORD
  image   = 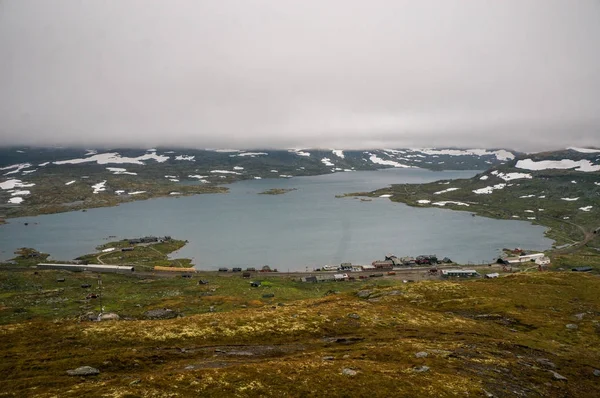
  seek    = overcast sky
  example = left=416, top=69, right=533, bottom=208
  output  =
left=1, top=1, right=599, bottom=150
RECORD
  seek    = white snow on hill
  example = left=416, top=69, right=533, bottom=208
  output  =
left=432, top=201, right=470, bottom=207
left=567, top=147, right=600, bottom=153
left=91, top=181, right=106, bottom=194
left=231, top=152, right=268, bottom=157
left=8, top=197, right=23, bottom=204
left=288, top=149, right=311, bottom=157
left=491, top=170, right=533, bottom=181
left=175, top=155, right=195, bottom=161
left=0, top=179, right=35, bottom=190
left=561, top=197, right=579, bottom=201
left=434, top=187, right=460, bottom=195
left=411, top=148, right=515, bottom=161
left=106, top=167, right=137, bottom=175
left=54, top=152, right=169, bottom=165
left=472, top=183, right=506, bottom=194
left=321, top=158, right=334, bottom=166
left=332, top=150, right=345, bottom=159
left=579, top=206, right=593, bottom=212
left=516, top=159, right=600, bottom=172
left=210, top=170, right=241, bottom=175
left=1, top=163, right=33, bottom=175
left=368, top=154, right=410, bottom=168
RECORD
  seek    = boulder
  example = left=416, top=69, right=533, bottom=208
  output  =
left=413, top=366, right=430, bottom=373
left=415, top=351, right=428, bottom=358
left=566, top=324, right=578, bottom=330
left=144, top=308, right=178, bottom=320
left=536, top=358, right=556, bottom=369
left=549, top=370, right=567, bottom=381
left=98, top=312, right=120, bottom=321
left=357, top=290, right=372, bottom=299
left=66, top=366, right=100, bottom=376
left=593, top=369, right=600, bottom=377
left=347, top=313, right=361, bottom=319
left=342, top=368, right=357, bottom=376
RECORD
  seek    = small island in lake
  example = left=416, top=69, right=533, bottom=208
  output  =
left=258, top=188, right=297, bottom=195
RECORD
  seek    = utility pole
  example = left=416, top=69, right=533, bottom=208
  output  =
left=98, top=274, right=103, bottom=316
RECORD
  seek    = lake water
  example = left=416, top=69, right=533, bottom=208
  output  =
left=0, top=169, right=553, bottom=270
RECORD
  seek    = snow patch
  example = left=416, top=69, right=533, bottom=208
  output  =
left=579, top=206, right=593, bottom=212
left=187, top=175, right=207, bottom=179
left=567, top=147, right=600, bottom=153
left=1, top=163, right=33, bottom=175
left=480, top=175, right=489, bottom=180
left=175, top=155, right=195, bottom=161
left=524, top=210, right=534, bottom=213
left=432, top=201, right=469, bottom=207
left=210, top=170, right=241, bottom=175
left=516, top=158, right=600, bottom=172
left=233, top=166, right=244, bottom=170
left=288, top=149, right=311, bottom=157
left=491, top=170, right=532, bottom=181
left=253, top=176, right=262, bottom=180
left=231, top=152, right=268, bottom=157
left=101, top=248, right=115, bottom=253
left=434, top=187, right=460, bottom=195
left=417, top=199, right=431, bottom=204
left=65, top=180, right=76, bottom=186
left=8, top=197, right=23, bottom=204
left=128, top=191, right=146, bottom=195
left=54, top=152, right=169, bottom=165
left=561, top=197, right=579, bottom=201
left=0, top=179, right=35, bottom=190
left=106, top=167, right=137, bottom=175
left=379, top=194, right=392, bottom=198
left=38, top=162, right=49, bottom=166
left=332, top=150, right=345, bottom=159
left=11, top=190, right=30, bottom=196
left=91, top=181, right=107, bottom=194
left=472, top=183, right=506, bottom=194
left=170, top=192, right=181, bottom=195
left=369, top=154, right=410, bottom=168
left=411, top=148, right=515, bottom=161
left=519, top=194, right=535, bottom=198
left=321, top=158, right=334, bottom=166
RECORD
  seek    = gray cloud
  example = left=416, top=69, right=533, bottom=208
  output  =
left=1, top=0, right=599, bottom=151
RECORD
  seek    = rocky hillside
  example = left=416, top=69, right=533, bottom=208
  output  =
left=0, top=146, right=516, bottom=219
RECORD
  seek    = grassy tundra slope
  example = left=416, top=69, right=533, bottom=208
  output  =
left=0, top=270, right=599, bottom=397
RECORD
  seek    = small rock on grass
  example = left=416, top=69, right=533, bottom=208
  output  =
left=347, top=313, right=360, bottom=319
left=357, top=290, right=372, bottom=299
left=66, top=366, right=100, bottom=376
left=565, top=324, right=578, bottom=330
left=342, top=368, right=357, bottom=376
left=415, top=351, right=428, bottom=358
left=593, top=369, right=600, bottom=377
left=413, top=366, right=430, bottom=373
left=549, top=370, right=567, bottom=381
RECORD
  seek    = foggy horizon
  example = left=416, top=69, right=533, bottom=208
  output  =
left=1, top=1, right=599, bottom=151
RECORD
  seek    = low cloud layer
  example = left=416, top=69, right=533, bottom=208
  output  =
left=1, top=0, right=599, bottom=150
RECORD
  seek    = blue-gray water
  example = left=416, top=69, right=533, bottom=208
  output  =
left=0, top=169, right=552, bottom=270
